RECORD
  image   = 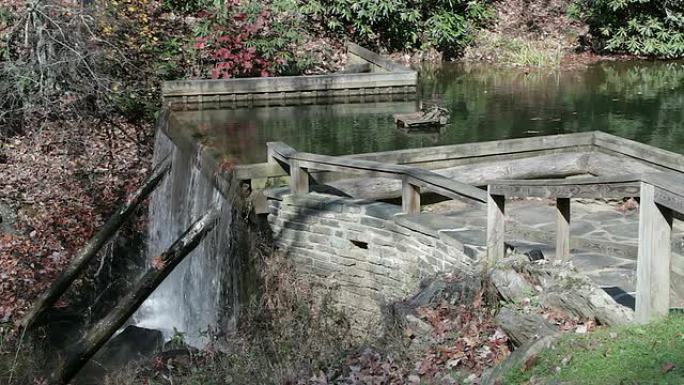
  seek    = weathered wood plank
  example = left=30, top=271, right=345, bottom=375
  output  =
left=235, top=147, right=593, bottom=182
left=654, top=188, right=684, bottom=215
left=310, top=152, right=595, bottom=202
left=636, top=182, right=673, bottom=323
left=351, top=132, right=595, bottom=165
left=488, top=175, right=642, bottom=199
left=163, top=72, right=418, bottom=97
left=643, top=173, right=684, bottom=215
left=289, top=160, right=309, bottom=195
left=489, top=183, right=641, bottom=199
left=292, top=154, right=407, bottom=182
left=402, top=177, right=421, bottom=214
left=491, top=174, right=642, bottom=186
left=556, top=198, right=571, bottom=261
left=346, top=42, right=413, bottom=73
left=593, top=131, right=684, bottom=173
left=234, top=163, right=285, bottom=180
left=267, top=142, right=298, bottom=165
left=407, top=168, right=488, bottom=204
left=487, top=189, right=506, bottom=263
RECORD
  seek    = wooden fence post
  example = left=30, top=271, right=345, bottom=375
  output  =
left=636, top=182, right=672, bottom=323
left=556, top=197, right=571, bottom=261
left=290, top=159, right=309, bottom=194
left=487, top=187, right=506, bottom=263
left=402, top=176, right=421, bottom=214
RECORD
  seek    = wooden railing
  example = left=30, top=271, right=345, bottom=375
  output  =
left=267, top=142, right=488, bottom=213
left=239, top=132, right=597, bottom=181
left=487, top=172, right=684, bottom=324
left=260, top=133, right=684, bottom=325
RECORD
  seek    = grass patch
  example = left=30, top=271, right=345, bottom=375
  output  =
left=464, top=30, right=564, bottom=67
left=505, top=315, right=684, bottom=385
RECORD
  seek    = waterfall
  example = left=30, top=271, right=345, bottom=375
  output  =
left=134, top=131, right=240, bottom=347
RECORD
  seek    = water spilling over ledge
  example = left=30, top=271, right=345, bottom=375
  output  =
left=134, top=130, right=241, bottom=347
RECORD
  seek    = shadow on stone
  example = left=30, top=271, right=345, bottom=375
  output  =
left=602, top=286, right=635, bottom=310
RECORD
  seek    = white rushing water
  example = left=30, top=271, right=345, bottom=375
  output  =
left=134, top=132, right=238, bottom=347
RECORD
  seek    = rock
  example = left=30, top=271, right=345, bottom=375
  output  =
left=520, top=262, right=634, bottom=326
left=75, top=326, right=163, bottom=384
left=0, top=202, right=17, bottom=235
left=405, top=314, right=434, bottom=352
left=495, top=308, right=559, bottom=347
left=407, top=274, right=482, bottom=308
left=490, top=268, right=534, bottom=304
left=94, top=325, right=163, bottom=369
left=481, top=333, right=561, bottom=385
left=525, top=248, right=545, bottom=262
left=542, top=287, right=634, bottom=326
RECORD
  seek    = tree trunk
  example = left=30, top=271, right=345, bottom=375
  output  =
left=21, top=158, right=172, bottom=329
left=50, top=207, right=220, bottom=385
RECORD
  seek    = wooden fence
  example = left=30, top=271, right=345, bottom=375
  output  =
left=251, top=132, right=684, bottom=324
left=162, top=43, right=417, bottom=105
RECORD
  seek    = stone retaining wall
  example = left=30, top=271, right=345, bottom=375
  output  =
left=266, top=191, right=483, bottom=324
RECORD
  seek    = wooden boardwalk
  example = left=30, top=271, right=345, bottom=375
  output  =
left=236, top=132, right=684, bottom=324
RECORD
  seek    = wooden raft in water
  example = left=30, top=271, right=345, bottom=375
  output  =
left=394, top=106, right=450, bottom=129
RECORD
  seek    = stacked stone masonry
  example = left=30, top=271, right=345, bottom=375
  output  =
left=266, top=192, right=485, bottom=322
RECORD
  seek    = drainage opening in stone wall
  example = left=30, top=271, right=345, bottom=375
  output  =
left=350, top=240, right=368, bottom=249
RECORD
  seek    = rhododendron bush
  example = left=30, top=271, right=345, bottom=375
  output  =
left=191, top=0, right=316, bottom=79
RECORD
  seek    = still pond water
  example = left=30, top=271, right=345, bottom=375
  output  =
left=170, top=60, right=684, bottom=164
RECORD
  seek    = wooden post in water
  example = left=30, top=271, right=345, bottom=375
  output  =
left=486, top=187, right=506, bottom=263
left=556, top=198, right=571, bottom=260
left=289, top=159, right=309, bottom=194
left=402, top=176, right=421, bottom=214
left=636, top=182, right=672, bottom=324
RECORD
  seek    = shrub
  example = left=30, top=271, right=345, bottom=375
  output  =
left=192, top=0, right=316, bottom=79
left=300, top=0, right=492, bottom=58
left=573, top=0, right=684, bottom=58
left=0, top=0, right=189, bottom=134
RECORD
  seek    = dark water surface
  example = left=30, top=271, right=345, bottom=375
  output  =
left=169, top=60, right=684, bottom=164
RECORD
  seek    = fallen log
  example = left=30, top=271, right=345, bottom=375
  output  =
left=21, top=158, right=172, bottom=329
left=50, top=207, right=220, bottom=385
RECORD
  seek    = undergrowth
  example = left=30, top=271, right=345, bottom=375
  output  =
left=109, top=252, right=360, bottom=385
left=465, top=30, right=564, bottom=67
left=505, top=315, right=684, bottom=385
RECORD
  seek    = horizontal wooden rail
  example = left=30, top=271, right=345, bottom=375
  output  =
left=236, top=132, right=597, bottom=181
left=488, top=175, right=643, bottom=199
left=266, top=142, right=487, bottom=216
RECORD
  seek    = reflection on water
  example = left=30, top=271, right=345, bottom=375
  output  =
left=170, top=60, right=684, bottom=164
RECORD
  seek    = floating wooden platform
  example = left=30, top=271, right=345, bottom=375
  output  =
left=394, top=107, right=450, bottom=129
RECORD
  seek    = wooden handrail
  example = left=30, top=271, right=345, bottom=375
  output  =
left=488, top=174, right=643, bottom=199
left=485, top=171, right=684, bottom=325
left=239, top=132, right=597, bottom=181
left=265, top=142, right=488, bottom=215
left=265, top=135, right=684, bottom=324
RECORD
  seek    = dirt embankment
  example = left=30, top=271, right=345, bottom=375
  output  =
left=0, top=122, right=153, bottom=325
left=464, top=0, right=609, bottom=67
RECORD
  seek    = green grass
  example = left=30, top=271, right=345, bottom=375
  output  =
left=505, top=315, right=684, bottom=385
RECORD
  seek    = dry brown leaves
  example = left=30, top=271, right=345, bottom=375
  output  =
left=0, top=119, right=152, bottom=323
